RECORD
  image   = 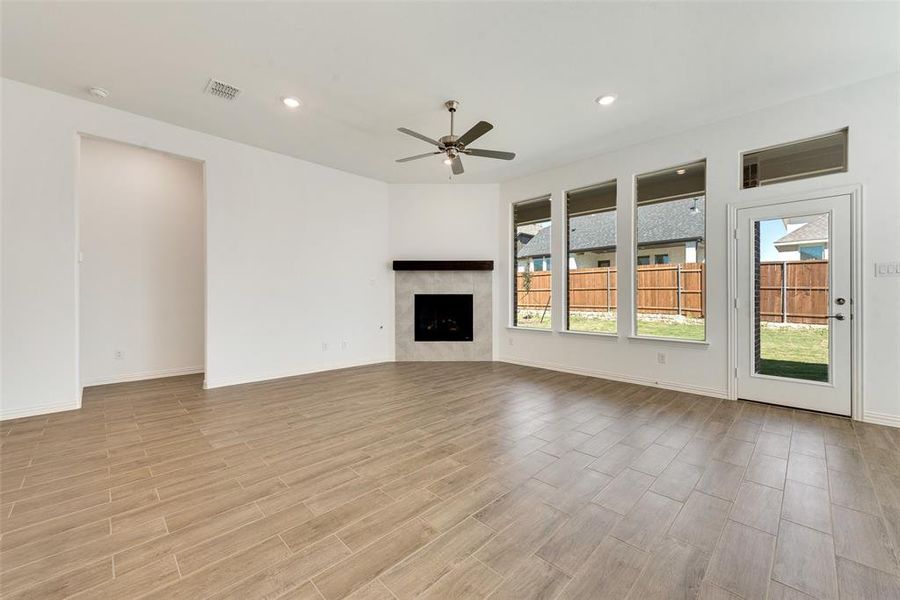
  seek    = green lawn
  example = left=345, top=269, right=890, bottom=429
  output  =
left=516, top=310, right=828, bottom=381
left=516, top=311, right=705, bottom=340
left=758, top=324, right=828, bottom=381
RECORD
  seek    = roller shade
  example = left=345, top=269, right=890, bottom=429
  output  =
left=566, top=180, right=616, bottom=216
left=743, top=129, right=847, bottom=188
left=636, top=160, right=706, bottom=205
left=513, top=195, right=552, bottom=225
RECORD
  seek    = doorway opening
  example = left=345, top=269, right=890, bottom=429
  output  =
left=77, top=136, right=205, bottom=389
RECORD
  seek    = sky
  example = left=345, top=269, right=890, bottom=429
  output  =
left=759, top=218, right=787, bottom=261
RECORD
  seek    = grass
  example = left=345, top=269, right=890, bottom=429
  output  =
left=515, top=310, right=829, bottom=381
left=758, top=323, right=828, bottom=382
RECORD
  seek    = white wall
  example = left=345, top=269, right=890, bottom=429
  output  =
left=79, top=137, right=204, bottom=385
left=388, top=184, right=500, bottom=260
left=388, top=184, right=501, bottom=358
left=1, top=78, right=393, bottom=419
left=497, top=73, right=900, bottom=425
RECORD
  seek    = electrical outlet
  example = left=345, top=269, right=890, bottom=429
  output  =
left=657, top=352, right=666, bottom=365
left=341, top=340, right=349, bottom=350
left=508, top=337, right=514, bottom=346
left=321, top=342, right=328, bottom=352
left=114, top=350, right=124, bottom=360
left=875, top=261, right=900, bottom=277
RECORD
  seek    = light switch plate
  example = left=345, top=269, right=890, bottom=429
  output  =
left=875, top=262, right=900, bottom=277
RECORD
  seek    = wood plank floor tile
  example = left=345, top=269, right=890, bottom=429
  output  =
left=650, top=460, right=704, bottom=502
left=782, top=479, right=832, bottom=534
left=772, top=520, right=838, bottom=600
left=706, top=520, right=776, bottom=600
left=669, top=490, right=732, bottom=552
left=832, top=504, right=900, bottom=575
left=485, top=555, right=570, bottom=600
left=730, top=481, right=782, bottom=535
left=417, top=555, right=502, bottom=600
left=536, top=502, right=620, bottom=575
left=0, top=364, right=896, bottom=600
left=625, top=536, right=710, bottom=600
left=381, top=517, right=494, bottom=600
left=313, top=519, right=439, bottom=600
left=835, top=556, right=900, bottom=600
left=593, top=468, right=654, bottom=515
left=610, top=491, right=682, bottom=552
left=558, top=536, right=648, bottom=600
left=474, top=502, right=566, bottom=576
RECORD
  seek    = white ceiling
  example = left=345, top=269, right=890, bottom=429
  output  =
left=3, top=2, right=898, bottom=183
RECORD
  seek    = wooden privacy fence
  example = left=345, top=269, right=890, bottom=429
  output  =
left=516, top=260, right=829, bottom=323
left=516, top=263, right=705, bottom=318
left=758, top=260, right=828, bottom=324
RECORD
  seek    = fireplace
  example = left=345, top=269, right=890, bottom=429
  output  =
left=414, top=294, right=474, bottom=342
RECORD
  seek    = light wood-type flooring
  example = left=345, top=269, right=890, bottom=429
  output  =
left=2, top=362, right=900, bottom=599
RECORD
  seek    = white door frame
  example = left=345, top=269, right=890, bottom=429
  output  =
left=726, top=184, right=863, bottom=419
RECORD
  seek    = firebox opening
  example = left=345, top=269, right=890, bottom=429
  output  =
left=414, top=294, right=474, bottom=342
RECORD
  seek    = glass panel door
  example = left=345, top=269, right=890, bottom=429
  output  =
left=753, top=214, right=831, bottom=383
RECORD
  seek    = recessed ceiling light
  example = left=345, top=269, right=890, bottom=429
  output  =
left=595, top=93, right=617, bottom=106
left=88, top=86, right=109, bottom=99
left=282, top=96, right=301, bottom=109
left=676, top=168, right=687, bottom=175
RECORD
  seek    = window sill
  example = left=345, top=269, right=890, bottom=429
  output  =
left=559, top=330, right=618, bottom=339
left=626, top=335, right=709, bottom=347
left=506, top=326, right=553, bottom=332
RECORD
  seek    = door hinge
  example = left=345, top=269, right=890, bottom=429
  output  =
left=733, top=298, right=739, bottom=309
left=733, top=229, right=739, bottom=240
left=734, top=367, right=739, bottom=378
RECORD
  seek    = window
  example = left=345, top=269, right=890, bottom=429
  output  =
left=742, top=128, right=848, bottom=189
left=565, top=180, right=616, bottom=333
left=513, top=195, right=552, bottom=328
left=532, top=256, right=551, bottom=271
left=800, top=244, right=825, bottom=261
left=634, top=160, right=706, bottom=341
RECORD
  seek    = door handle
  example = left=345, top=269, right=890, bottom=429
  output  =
left=826, top=313, right=846, bottom=320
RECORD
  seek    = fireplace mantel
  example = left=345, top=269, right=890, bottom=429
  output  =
left=392, top=260, right=493, bottom=271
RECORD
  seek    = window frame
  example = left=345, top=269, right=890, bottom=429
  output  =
left=564, top=179, right=618, bottom=334
left=511, top=194, right=553, bottom=330
left=633, top=160, right=708, bottom=342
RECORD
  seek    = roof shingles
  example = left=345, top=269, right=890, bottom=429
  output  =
left=518, top=196, right=705, bottom=258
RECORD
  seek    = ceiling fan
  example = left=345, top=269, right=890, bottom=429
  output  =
left=396, top=100, right=516, bottom=175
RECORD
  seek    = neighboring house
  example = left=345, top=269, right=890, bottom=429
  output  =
left=517, top=197, right=706, bottom=271
left=773, top=214, right=829, bottom=261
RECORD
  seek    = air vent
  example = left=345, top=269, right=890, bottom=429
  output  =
left=204, top=78, right=242, bottom=101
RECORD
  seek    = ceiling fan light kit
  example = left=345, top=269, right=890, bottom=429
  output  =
left=396, top=100, right=516, bottom=175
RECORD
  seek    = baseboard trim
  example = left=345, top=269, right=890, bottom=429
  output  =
left=203, top=358, right=393, bottom=390
left=498, top=357, right=730, bottom=399
left=81, top=366, right=204, bottom=387
left=863, top=411, right=900, bottom=428
left=0, top=401, right=82, bottom=422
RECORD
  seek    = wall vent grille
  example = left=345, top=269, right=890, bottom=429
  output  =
left=204, top=78, right=242, bottom=101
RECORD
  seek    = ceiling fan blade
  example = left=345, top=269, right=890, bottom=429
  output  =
left=396, top=152, right=439, bottom=163
left=397, top=127, right=443, bottom=147
left=465, top=149, right=516, bottom=160
left=451, top=155, right=464, bottom=175
left=457, top=121, right=493, bottom=147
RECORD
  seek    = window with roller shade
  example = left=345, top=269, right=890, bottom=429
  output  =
left=513, top=195, right=552, bottom=328
left=565, top=180, right=617, bottom=333
left=742, top=129, right=848, bottom=189
left=634, top=160, right=706, bottom=341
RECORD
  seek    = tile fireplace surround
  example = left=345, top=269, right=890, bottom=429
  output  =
left=394, top=261, right=493, bottom=361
